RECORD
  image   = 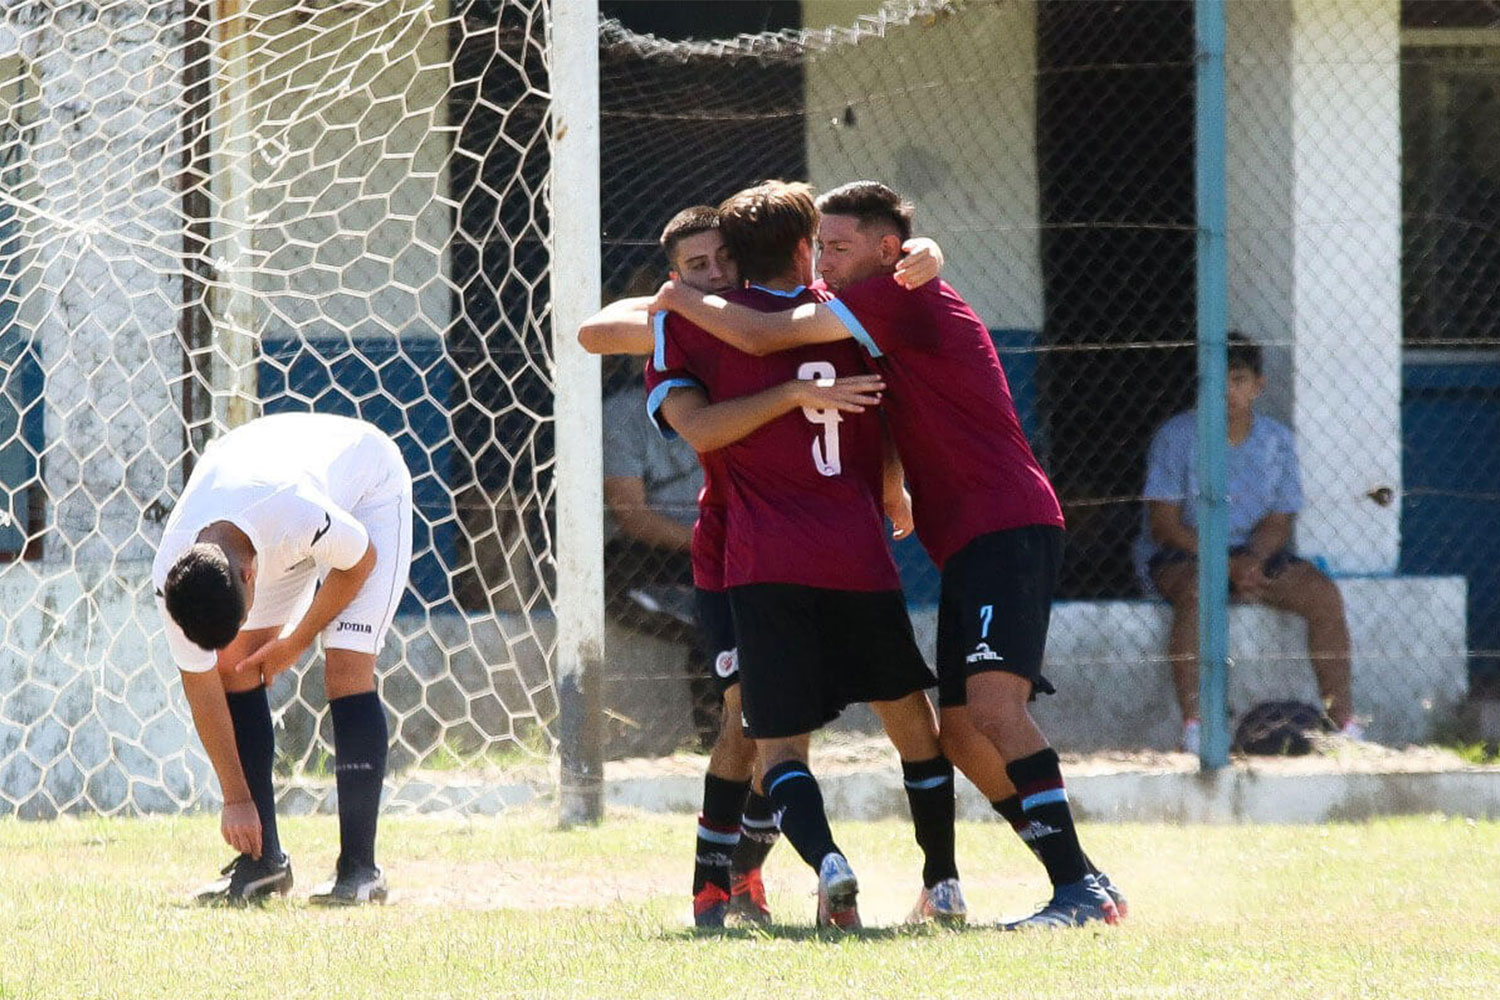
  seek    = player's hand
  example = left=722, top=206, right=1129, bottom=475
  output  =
left=789, top=374, right=885, bottom=413
left=894, top=237, right=944, bottom=289
left=885, top=484, right=914, bottom=540
left=235, top=637, right=305, bottom=686
left=651, top=279, right=688, bottom=313
left=221, top=799, right=263, bottom=859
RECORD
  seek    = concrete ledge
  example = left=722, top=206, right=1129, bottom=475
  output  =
left=267, top=755, right=1500, bottom=825
left=596, top=761, right=1500, bottom=825
left=908, top=576, right=1468, bottom=750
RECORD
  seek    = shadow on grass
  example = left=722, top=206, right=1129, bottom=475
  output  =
left=664, top=922, right=984, bottom=942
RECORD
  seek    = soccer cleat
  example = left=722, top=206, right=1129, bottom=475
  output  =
left=1003, top=874, right=1120, bottom=931
left=1093, top=870, right=1129, bottom=920
left=727, top=869, right=772, bottom=926
left=815, top=852, right=861, bottom=930
left=692, top=883, right=731, bottom=929
left=194, top=852, right=294, bottom=906
left=309, top=864, right=388, bottom=906
left=906, top=877, right=967, bottom=927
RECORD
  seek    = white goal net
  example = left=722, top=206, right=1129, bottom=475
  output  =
left=0, top=0, right=565, bottom=817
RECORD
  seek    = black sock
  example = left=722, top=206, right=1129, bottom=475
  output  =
left=730, top=790, right=781, bottom=878
left=1004, top=748, right=1088, bottom=887
left=763, top=760, right=840, bottom=872
left=693, top=773, right=748, bottom=894
left=994, top=794, right=1101, bottom=877
left=224, top=686, right=281, bottom=862
left=902, top=756, right=958, bottom=887
left=329, top=691, right=388, bottom=875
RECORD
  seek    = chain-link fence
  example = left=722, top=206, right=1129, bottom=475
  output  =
left=592, top=0, right=1500, bottom=757
left=0, top=0, right=1497, bottom=819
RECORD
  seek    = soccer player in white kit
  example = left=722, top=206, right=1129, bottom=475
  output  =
left=153, top=413, right=413, bottom=905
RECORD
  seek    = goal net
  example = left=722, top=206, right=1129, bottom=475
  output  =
left=0, top=0, right=1492, bottom=820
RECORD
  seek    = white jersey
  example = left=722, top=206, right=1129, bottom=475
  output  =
left=154, top=413, right=412, bottom=671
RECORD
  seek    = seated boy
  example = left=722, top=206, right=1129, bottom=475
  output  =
left=1134, top=332, right=1363, bottom=752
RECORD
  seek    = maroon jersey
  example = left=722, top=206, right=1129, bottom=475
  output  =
left=831, top=274, right=1064, bottom=569
left=658, top=285, right=899, bottom=591
left=644, top=312, right=729, bottom=591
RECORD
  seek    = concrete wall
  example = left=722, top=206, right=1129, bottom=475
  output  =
left=1015, top=576, right=1466, bottom=750
left=3, top=4, right=189, bottom=565
left=1, top=560, right=1465, bottom=815
left=248, top=0, right=452, bottom=344
left=802, top=0, right=1041, bottom=329
left=1226, top=0, right=1296, bottom=421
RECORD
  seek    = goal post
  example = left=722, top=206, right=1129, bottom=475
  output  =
left=548, top=0, right=605, bottom=828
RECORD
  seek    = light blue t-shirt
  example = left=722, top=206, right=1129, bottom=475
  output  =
left=602, top=383, right=703, bottom=540
left=1133, top=410, right=1303, bottom=592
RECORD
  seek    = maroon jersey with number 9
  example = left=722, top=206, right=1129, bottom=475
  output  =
left=648, top=285, right=900, bottom=592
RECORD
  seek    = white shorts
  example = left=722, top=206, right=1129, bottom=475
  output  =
left=242, top=437, right=413, bottom=656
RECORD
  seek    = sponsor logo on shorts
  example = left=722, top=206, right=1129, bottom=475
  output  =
left=336, top=620, right=374, bottom=634
left=966, top=641, right=1004, bottom=664
left=714, top=648, right=739, bottom=679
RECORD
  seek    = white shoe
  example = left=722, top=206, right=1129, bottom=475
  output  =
left=1179, top=718, right=1201, bottom=755
left=906, top=877, right=966, bottom=926
left=309, top=864, right=388, bottom=906
left=1339, top=719, right=1367, bottom=742
left=815, top=852, right=860, bottom=930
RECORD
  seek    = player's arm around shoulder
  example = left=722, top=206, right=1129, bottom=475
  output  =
left=893, top=237, right=943, bottom=289
left=651, top=281, right=846, bottom=356
left=657, top=375, right=886, bottom=454
left=577, top=295, right=654, bottom=356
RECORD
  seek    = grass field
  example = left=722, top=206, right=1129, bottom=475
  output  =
left=0, top=809, right=1496, bottom=999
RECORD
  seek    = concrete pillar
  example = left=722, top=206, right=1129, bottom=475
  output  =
left=1228, top=0, right=1402, bottom=573
left=1290, top=0, right=1402, bottom=573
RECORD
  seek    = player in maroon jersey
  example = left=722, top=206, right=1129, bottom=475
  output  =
left=578, top=205, right=899, bottom=928
left=652, top=181, right=1123, bottom=929
left=649, top=181, right=966, bottom=930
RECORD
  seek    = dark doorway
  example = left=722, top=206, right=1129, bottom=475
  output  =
left=1036, top=0, right=1197, bottom=597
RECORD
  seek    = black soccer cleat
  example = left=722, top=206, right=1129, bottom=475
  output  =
left=309, top=864, right=388, bottom=906
left=194, top=853, right=294, bottom=906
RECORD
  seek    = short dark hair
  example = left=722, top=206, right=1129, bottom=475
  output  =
left=1227, top=330, right=1263, bottom=375
left=164, top=543, right=244, bottom=651
left=716, top=180, right=817, bottom=284
left=815, top=181, right=914, bottom=243
left=659, top=205, right=719, bottom=269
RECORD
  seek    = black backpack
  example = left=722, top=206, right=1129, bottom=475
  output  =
left=1232, top=700, right=1336, bottom=756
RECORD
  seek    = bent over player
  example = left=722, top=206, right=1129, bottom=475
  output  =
left=154, top=412, right=412, bottom=906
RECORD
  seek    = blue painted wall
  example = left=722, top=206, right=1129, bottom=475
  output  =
left=1401, top=356, right=1500, bottom=690
left=259, top=337, right=458, bottom=614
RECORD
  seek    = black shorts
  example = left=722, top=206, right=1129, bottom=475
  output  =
left=729, top=583, right=936, bottom=740
left=694, top=587, right=740, bottom=697
left=936, top=525, right=1063, bottom=708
